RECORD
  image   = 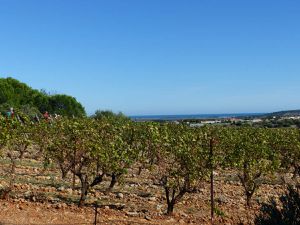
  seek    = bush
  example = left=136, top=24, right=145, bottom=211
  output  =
left=255, top=186, right=300, bottom=225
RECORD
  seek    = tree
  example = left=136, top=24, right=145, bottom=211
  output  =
left=154, top=124, right=210, bottom=215
left=201, top=126, right=233, bottom=223
left=46, top=118, right=105, bottom=206
left=93, top=118, right=139, bottom=192
left=0, top=115, right=9, bottom=150
left=92, top=110, right=129, bottom=122
left=0, top=116, right=33, bottom=199
left=270, top=128, right=300, bottom=180
left=0, top=77, right=86, bottom=117
left=132, top=122, right=163, bottom=175
left=228, top=127, right=280, bottom=207
left=48, top=94, right=86, bottom=117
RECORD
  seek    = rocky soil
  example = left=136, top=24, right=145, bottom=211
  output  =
left=0, top=157, right=293, bottom=225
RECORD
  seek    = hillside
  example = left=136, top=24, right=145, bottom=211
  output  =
left=265, top=109, right=300, bottom=117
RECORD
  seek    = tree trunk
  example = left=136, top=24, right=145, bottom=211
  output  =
left=137, top=166, right=142, bottom=175
left=164, top=187, right=186, bottom=215
left=2, top=155, right=17, bottom=200
left=292, top=165, right=300, bottom=180
left=166, top=201, right=175, bottom=215
left=106, top=173, right=118, bottom=193
left=73, top=148, right=76, bottom=190
left=1, top=188, right=11, bottom=200
left=239, top=162, right=254, bottom=207
left=79, top=183, right=89, bottom=207
left=246, top=192, right=252, bottom=207
left=72, top=173, right=76, bottom=190
left=78, top=174, right=89, bottom=207
left=1, top=179, right=13, bottom=200
left=60, top=163, right=70, bottom=180
left=164, top=186, right=173, bottom=215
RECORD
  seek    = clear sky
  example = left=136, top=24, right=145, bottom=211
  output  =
left=0, top=0, right=299, bottom=115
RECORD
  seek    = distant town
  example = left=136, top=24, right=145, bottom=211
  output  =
left=132, top=110, right=300, bottom=128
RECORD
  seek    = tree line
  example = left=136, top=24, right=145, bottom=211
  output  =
left=0, top=77, right=86, bottom=117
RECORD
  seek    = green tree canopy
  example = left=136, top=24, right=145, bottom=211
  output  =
left=92, top=109, right=129, bottom=121
left=0, top=77, right=86, bottom=117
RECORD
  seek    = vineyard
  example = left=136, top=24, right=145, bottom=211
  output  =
left=0, top=115, right=299, bottom=224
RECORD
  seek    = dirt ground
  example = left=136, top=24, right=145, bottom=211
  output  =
left=0, top=157, right=291, bottom=225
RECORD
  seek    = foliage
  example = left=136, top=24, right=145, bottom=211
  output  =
left=48, top=94, right=86, bottom=117
left=0, top=116, right=33, bottom=199
left=0, top=77, right=86, bottom=117
left=92, top=110, right=129, bottom=122
left=270, top=128, right=300, bottom=179
left=44, top=118, right=103, bottom=205
left=255, top=186, right=300, bottom=225
left=0, top=115, right=9, bottom=150
left=1, top=115, right=300, bottom=216
left=226, top=127, right=280, bottom=206
left=153, top=124, right=210, bottom=214
left=95, top=118, right=139, bottom=191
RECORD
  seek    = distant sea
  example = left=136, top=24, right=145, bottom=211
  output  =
left=130, top=113, right=264, bottom=121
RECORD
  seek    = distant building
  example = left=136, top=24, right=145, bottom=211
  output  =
left=252, top=119, right=263, bottom=123
left=190, top=123, right=204, bottom=127
left=201, top=120, right=221, bottom=124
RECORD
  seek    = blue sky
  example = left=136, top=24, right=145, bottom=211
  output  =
left=0, top=0, right=299, bottom=115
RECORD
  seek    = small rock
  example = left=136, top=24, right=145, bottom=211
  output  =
left=180, top=212, right=188, bottom=217
left=16, top=204, right=23, bottom=210
left=48, top=197, right=60, bottom=203
left=215, top=195, right=228, bottom=204
left=116, top=193, right=124, bottom=199
left=55, top=204, right=62, bottom=209
left=24, top=191, right=31, bottom=197
left=104, top=206, right=110, bottom=210
left=167, top=218, right=176, bottom=222
left=66, top=188, right=73, bottom=194
left=138, top=192, right=152, bottom=198
left=198, top=188, right=205, bottom=193
left=107, top=203, right=125, bottom=210
left=31, top=185, right=38, bottom=190
left=144, top=215, right=151, bottom=221
left=148, top=197, right=156, bottom=202
left=19, top=198, right=26, bottom=203
left=57, top=186, right=65, bottom=192
left=126, top=211, right=139, bottom=217
left=156, top=204, right=163, bottom=211
left=140, top=209, right=148, bottom=214
left=150, top=184, right=159, bottom=189
left=179, top=219, right=185, bottom=224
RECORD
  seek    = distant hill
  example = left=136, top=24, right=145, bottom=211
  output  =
left=264, top=109, right=300, bottom=117
left=0, top=77, right=86, bottom=117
